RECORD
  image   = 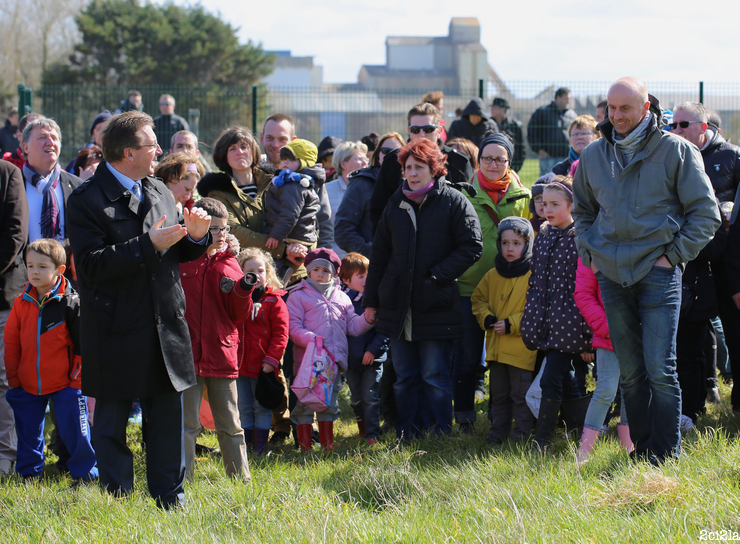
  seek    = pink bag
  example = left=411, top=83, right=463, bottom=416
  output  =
left=290, top=336, right=338, bottom=413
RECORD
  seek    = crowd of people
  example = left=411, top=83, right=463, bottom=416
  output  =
left=0, top=76, right=739, bottom=508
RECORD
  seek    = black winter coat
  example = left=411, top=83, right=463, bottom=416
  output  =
left=701, top=128, right=740, bottom=203
left=527, top=101, right=577, bottom=158
left=681, top=214, right=726, bottom=322
left=346, top=289, right=389, bottom=371
left=0, top=120, right=18, bottom=155
left=0, top=161, right=28, bottom=311
left=498, top=117, right=526, bottom=172
left=264, top=171, right=320, bottom=244
left=153, top=114, right=189, bottom=154
left=369, top=146, right=473, bottom=231
left=446, top=98, right=499, bottom=147
left=364, top=177, right=482, bottom=341
left=334, top=166, right=378, bottom=258
left=521, top=222, right=591, bottom=353
left=66, top=162, right=210, bottom=399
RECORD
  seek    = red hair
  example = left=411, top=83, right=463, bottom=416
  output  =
left=397, top=139, right=448, bottom=179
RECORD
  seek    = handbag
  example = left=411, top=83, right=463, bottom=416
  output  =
left=290, top=336, right=338, bottom=413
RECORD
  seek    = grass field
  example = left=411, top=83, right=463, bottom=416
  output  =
left=1, top=377, right=739, bottom=543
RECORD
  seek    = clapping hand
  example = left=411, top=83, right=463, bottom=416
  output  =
left=183, top=207, right=211, bottom=242
left=77, top=163, right=98, bottom=181
left=149, top=215, right=187, bottom=252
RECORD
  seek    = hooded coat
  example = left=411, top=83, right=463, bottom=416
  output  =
left=446, top=98, right=499, bottom=147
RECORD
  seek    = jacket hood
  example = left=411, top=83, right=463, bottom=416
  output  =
left=598, top=93, right=664, bottom=145
left=702, top=126, right=724, bottom=155
left=317, top=136, right=344, bottom=161
left=347, top=165, right=379, bottom=184
left=461, top=98, right=491, bottom=120
left=197, top=165, right=275, bottom=198
left=299, top=163, right=327, bottom=186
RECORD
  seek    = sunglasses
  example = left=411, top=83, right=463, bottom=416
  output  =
left=408, top=125, right=439, bottom=134
left=208, top=225, right=230, bottom=234
left=379, top=147, right=396, bottom=154
left=667, top=121, right=701, bottom=130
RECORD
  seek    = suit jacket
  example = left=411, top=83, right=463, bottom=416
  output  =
left=0, top=161, right=28, bottom=311
left=66, top=161, right=209, bottom=399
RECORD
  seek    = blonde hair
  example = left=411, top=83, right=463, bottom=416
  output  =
left=237, top=247, right=282, bottom=289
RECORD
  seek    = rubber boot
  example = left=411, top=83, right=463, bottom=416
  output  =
left=356, top=418, right=366, bottom=439
left=561, top=394, right=592, bottom=438
left=243, top=428, right=254, bottom=449
left=617, top=422, right=634, bottom=453
left=533, top=398, right=561, bottom=450
left=318, top=421, right=334, bottom=452
left=575, top=427, right=600, bottom=464
left=253, top=429, right=270, bottom=456
left=296, top=424, right=313, bottom=452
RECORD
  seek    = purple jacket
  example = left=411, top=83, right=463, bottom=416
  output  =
left=287, top=278, right=373, bottom=373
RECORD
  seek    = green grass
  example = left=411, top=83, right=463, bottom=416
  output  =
left=2, top=381, right=740, bottom=543
left=518, top=158, right=542, bottom=190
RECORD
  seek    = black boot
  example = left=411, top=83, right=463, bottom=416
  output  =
left=561, top=394, right=592, bottom=438
left=533, top=398, right=561, bottom=450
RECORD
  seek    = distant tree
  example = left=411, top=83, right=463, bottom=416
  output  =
left=43, top=0, right=275, bottom=86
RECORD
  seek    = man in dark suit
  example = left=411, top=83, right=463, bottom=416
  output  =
left=20, top=118, right=82, bottom=242
left=66, top=111, right=211, bottom=508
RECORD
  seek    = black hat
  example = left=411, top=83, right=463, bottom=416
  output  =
left=492, top=97, right=510, bottom=109
left=317, top=136, right=343, bottom=162
left=255, top=370, right=284, bottom=411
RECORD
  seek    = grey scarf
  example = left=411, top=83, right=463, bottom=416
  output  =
left=306, top=277, right=335, bottom=300
left=613, top=111, right=653, bottom=166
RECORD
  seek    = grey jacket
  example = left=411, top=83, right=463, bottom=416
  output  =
left=573, top=114, right=721, bottom=287
left=264, top=172, right=320, bottom=244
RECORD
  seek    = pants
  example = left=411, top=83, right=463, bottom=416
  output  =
left=93, top=391, right=186, bottom=508
left=584, top=348, right=628, bottom=430
left=710, top=315, right=731, bottom=379
left=290, top=375, right=341, bottom=425
left=452, top=297, right=485, bottom=424
left=487, top=362, right=534, bottom=440
left=6, top=387, right=97, bottom=479
left=236, top=375, right=272, bottom=430
left=183, top=377, right=249, bottom=481
left=390, top=338, right=453, bottom=440
left=270, top=366, right=291, bottom=435
left=597, top=266, right=682, bottom=462
left=0, top=309, right=17, bottom=463
left=540, top=350, right=582, bottom=401
left=538, top=156, right=566, bottom=176
left=380, top=349, right=398, bottom=425
left=676, top=319, right=708, bottom=423
left=716, top=286, right=740, bottom=406
left=346, top=363, right=383, bottom=440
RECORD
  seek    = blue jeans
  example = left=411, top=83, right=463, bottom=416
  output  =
left=390, top=338, right=453, bottom=439
left=596, top=265, right=682, bottom=461
left=236, top=376, right=272, bottom=430
left=584, top=348, right=627, bottom=429
left=346, top=363, right=383, bottom=440
left=539, top=156, right=566, bottom=176
left=452, top=297, right=485, bottom=424
left=711, top=316, right=731, bottom=378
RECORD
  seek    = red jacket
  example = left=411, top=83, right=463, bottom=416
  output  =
left=181, top=250, right=253, bottom=378
left=238, top=287, right=289, bottom=378
left=4, top=278, right=82, bottom=395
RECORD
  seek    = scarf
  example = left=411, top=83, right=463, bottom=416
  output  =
left=568, top=147, right=580, bottom=164
left=306, top=277, right=335, bottom=300
left=477, top=169, right=512, bottom=205
left=24, top=162, right=62, bottom=240
left=494, top=217, right=534, bottom=279
left=402, top=178, right=435, bottom=204
left=613, top=112, right=653, bottom=166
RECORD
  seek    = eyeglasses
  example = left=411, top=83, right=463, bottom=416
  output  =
left=667, top=121, right=701, bottom=130
left=208, top=225, right=230, bottom=234
left=159, top=102, right=173, bottom=106
left=408, top=125, right=439, bottom=134
left=571, top=131, right=595, bottom=138
left=480, top=156, right=509, bottom=165
left=379, top=147, right=396, bottom=154
left=136, top=143, right=158, bottom=149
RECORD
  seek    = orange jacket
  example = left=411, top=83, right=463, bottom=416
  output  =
left=4, top=277, right=81, bottom=395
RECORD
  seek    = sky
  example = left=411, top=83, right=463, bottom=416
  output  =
left=187, top=0, right=739, bottom=88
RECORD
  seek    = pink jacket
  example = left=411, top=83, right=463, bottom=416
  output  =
left=574, top=258, right=613, bottom=351
left=287, top=278, right=374, bottom=373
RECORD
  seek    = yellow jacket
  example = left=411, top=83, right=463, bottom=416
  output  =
left=471, top=268, right=536, bottom=371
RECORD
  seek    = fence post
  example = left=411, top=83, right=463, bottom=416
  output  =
left=18, top=83, right=33, bottom=114
left=252, top=85, right=258, bottom=133
left=699, top=81, right=704, bottom=104
left=478, top=79, right=484, bottom=100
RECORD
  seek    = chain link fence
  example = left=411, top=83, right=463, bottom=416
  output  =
left=29, top=81, right=740, bottom=186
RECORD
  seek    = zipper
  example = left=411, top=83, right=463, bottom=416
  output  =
left=36, top=304, right=43, bottom=395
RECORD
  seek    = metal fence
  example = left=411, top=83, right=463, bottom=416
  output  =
left=28, top=81, right=740, bottom=183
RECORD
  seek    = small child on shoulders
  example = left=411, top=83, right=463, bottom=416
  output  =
left=287, top=248, right=374, bottom=452
left=339, top=253, right=389, bottom=445
left=4, top=238, right=97, bottom=481
left=472, top=217, right=537, bottom=444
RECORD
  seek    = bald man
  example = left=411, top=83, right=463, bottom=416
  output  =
left=572, top=77, right=720, bottom=465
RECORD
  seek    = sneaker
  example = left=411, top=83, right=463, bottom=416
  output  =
left=680, top=414, right=695, bottom=433
left=707, top=387, right=722, bottom=405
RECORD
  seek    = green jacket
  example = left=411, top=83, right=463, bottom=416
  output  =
left=573, top=115, right=721, bottom=287
left=458, top=173, right=531, bottom=297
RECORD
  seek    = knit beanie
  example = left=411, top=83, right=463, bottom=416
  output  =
left=478, top=133, right=514, bottom=166
left=283, top=139, right=318, bottom=170
left=317, top=136, right=343, bottom=162
left=90, top=110, right=112, bottom=136
left=304, top=248, right=341, bottom=277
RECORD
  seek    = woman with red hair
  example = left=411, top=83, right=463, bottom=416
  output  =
left=364, top=139, right=483, bottom=440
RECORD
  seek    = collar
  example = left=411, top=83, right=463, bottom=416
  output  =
left=22, top=276, right=65, bottom=307
left=106, top=162, right=139, bottom=194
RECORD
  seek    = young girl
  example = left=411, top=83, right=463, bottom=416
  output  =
left=236, top=248, right=289, bottom=456
left=155, top=152, right=204, bottom=213
left=471, top=217, right=537, bottom=444
left=574, top=258, right=633, bottom=463
left=521, top=176, right=592, bottom=449
left=529, top=173, right=554, bottom=236
left=287, top=248, right=374, bottom=451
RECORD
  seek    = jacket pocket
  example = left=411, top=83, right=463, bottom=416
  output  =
left=92, top=290, right=115, bottom=333
left=418, top=277, right=457, bottom=311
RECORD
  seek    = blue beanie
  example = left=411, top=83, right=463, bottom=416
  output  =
left=90, top=110, right=112, bottom=136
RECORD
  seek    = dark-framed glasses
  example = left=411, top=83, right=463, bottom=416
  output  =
left=208, top=225, right=231, bottom=234
left=480, top=156, right=509, bottom=165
